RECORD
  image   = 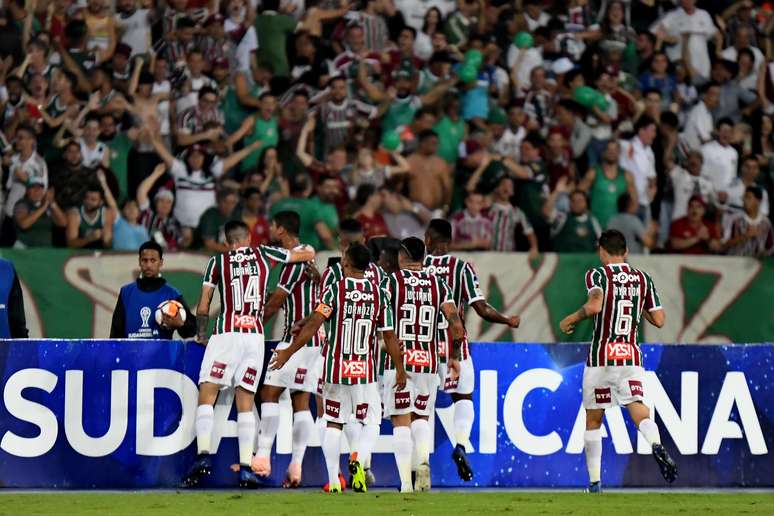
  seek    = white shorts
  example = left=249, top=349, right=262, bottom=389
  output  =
left=382, top=371, right=439, bottom=417
left=582, top=365, right=646, bottom=409
left=322, top=382, right=381, bottom=425
left=264, top=343, right=322, bottom=393
left=198, top=332, right=265, bottom=393
left=438, top=357, right=475, bottom=394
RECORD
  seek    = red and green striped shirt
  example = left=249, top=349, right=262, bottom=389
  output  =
left=277, top=262, right=321, bottom=346
left=585, top=263, right=662, bottom=367
left=321, top=260, right=386, bottom=289
left=317, top=277, right=393, bottom=385
left=202, top=245, right=290, bottom=334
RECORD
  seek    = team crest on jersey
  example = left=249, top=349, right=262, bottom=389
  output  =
left=607, top=342, right=633, bottom=361
left=345, top=290, right=374, bottom=302
left=325, top=399, right=341, bottom=418
left=406, top=349, right=431, bottom=367
left=342, top=360, right=367, bottom=379
left=406, top=276, right=431, bottom=288
left=233, top=314, right=257, bottom=329
left=629, top=380, right=644, bottom=397
left=242, top=367, right=257, bottom=386
left=594, top=387, right=612, bottom=404
left=210, top=361, right=226, bottom=379
left=355, top=403, right=369, bottom=421
left=295, top=368, right=307, bottom=384
left=394, top=391, right=410, bottom=409
left=415, top=394, right=430, bottom=411
left=613, top=272, right=640, bottom=284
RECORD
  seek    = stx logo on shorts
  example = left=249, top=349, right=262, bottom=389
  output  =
left=242, top=367, right=257, bottom=386
left=613, top=272, right=640, bottom=284
left=233, top=314, right=257, bottom=329
left=394, top=391, right=410, bottom=409
left=344, top=290, right=374, bottom=302
left=355, top=403, right=369, bottom=421
left=444, top=376, right=459, bottom=391
left=342, top=360, right=367, bottom=379
left=629, top=380, right=644, bottom=397
left=424, top=265, right=449, bottom=275
left=317, top=378, right=323, bottom=395
left=607, top=342, right=633, bottom=361
left=406, top=349, right=431, bottom=367
left=295, top=368, right=307, bottom=384
left=406, top=276, right=431, bottom=287
left=415, top=394, right=429, bottom=411
left=595, top=387, right=612, bottom=404
left=210, top=362, right=226, bottom=379
left=325, top=399, right=341, bottom=419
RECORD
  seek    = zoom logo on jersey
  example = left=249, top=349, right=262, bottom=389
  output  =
left=629, top=380, right=644, bottom=397
left=231, top=250, right=257, bottom=263
left=406, top=276, right=431, bottom=287
left=607, top=342, right=633, bottom=361
left=242, top=367, right=257, bottom=386
left=595, top=387, right=612, bottom=404
left=325, top=399, right=341, bottom=419
left=406, top=349, right=431, bottom=367
left=613, top=272, right=640, bottom=284
left=425, top=265, right=449, bottom=275
left=344, top=290, right=374, bottom=302
left=210, top=361, right=226, bottom=379
left=355, top=403, right=369, bottom=421
left=342, top=360, right=367, bottom=379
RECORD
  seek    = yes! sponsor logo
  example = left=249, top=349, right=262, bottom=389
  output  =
left=233, top=315, right=257, bottom=329
left=342, top=360, right=367, bottom=379
left=607, top=342, right=633, bottom=361
left=406, top=349, right=431, bottom=367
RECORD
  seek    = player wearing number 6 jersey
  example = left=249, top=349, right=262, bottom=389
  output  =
left=423, top=219, right=521, bottom=482
left=183, top=221, right=315, bottom=489
left=271, top=244, right=407, bottom=494
left=560, top=229, right=677, bottom=493
left=383, top=237, right=464, bottom=493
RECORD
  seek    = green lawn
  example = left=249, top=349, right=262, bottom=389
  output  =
left=2, top=491, right=772, bottom=516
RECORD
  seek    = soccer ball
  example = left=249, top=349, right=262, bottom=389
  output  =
left=155, top=300, right=186, bottom=327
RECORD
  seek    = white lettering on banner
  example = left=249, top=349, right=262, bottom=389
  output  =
left=479, top=370, right=498, bottom=454
left=1, top=369, right=58, bottom=457
left=136, top=370, right=199, bottom=456
left=502, top=368, right=563, bottom=456
left=701, top=372, right=767, bottom=455
left=64, top=370, right=129, bottom=457
left=637, top=372, right=698, bottom=455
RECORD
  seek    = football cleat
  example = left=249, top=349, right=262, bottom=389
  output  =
left=452, top=444, right=474, bottom=481
left=239, top=466, right=263, bottom=489
left=652, top=444, right=678, bottom=483
left=250, top=455, right=271, bottom=477
left=349, top=459, right=367, bottom=493
left=325, top=483, right=342, bottom=494
left=414, top=463, right=431, bottom=492
left=282, top=463, right=302, bottom=488
left=322, top=474, right=348, bottom=493
left=364, top=468, right=376, bottom=487
left=585, top=481, right=602, bottom=493
left=181, top=454, right=212, bottom=488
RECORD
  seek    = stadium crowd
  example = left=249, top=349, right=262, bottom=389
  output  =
left=0, top=0, right=773, bottom=257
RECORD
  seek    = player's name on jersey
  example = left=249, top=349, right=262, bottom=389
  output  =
left=405, top=289, right=433, bottom=303
left=615, top=284, right=642, bottom=298
left=231, top=263, right=260, bottom=277
left=344, top=303, right=374, bottom=317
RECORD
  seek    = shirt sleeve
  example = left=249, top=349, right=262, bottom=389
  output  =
left=643, top=272, right=663, bottom=312
left=169, top=159, right=187, bottom=179
left=259, top=245, right=291, bottom=264
left=462, top=262, right=485, bottom=305
left=277, top=263, right=304, bottom=294
left=439, top=277, right=454, bottom=306
left=315, top=284, right=336, bottom=319
left=202, top=255, right=220, bottom=286
left=585, top=268, right=604, bottom=294
left=378, top=287, right=394, bottom=331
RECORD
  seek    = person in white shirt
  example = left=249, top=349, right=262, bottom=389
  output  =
left=726, top=155, right=770, bottom=216
left=720, top=26, right=764, bottom=85
left=507, top=44, right=544, bottom=94
left=669, top=150, right=716, bottom=220
left=395, top=0, right=455, bottom=30
left=681, top=82, right=720, bottom=151
left=115, top=0, right=154, bottom=57
left=700, top=118, right=738, bottom=206
left=4, top=125, right=48, bottom=219
left=650, top=0, right=717, bottom=80
left=618, top=115, right=657, bottom=221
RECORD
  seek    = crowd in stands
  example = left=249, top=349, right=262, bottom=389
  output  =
left=0, top=0, right=773, bottom=257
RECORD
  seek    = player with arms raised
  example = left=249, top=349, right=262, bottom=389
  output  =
left=252, top=211, right=321, bottom=487
left=424, top=219, right=521, bottom=481
left=383, top=237, right=464, bottom=493
left=183, top=221, right=315, bottom=488
left=560, top=229, right=678, bottom=493
left=272, top=244, right=406, bottom=494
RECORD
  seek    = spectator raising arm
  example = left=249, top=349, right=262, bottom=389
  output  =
left=137, top=163, right=168, bottom=209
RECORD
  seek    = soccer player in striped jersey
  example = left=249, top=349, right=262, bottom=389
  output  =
left=183, top=221, right=315, bottom=489
left=560, top=229, right=677, bottom=493
left=252, top=211, right=321, bottom=487
left=271, top=244, right=407, bottom=494
left=383, top=237, right=464, bottom=493
left=423, top=219, right=521, bottom=482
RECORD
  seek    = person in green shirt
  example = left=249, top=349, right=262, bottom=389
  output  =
left=578, top=140, right=638, bottom=229
left=269, top=173, right=338, bottom=250
left=242, top=92, right=279, bottom=172
left=13, top=179, right=68, bottom=247
left=254, top=0, right=301, bottom=78
left=100, top=113, right=137, bottom=201
left=433, top=97, right=466, bottom=164
left=197, top=187, right=241, bottom=253
left=545, top=179, right=602, bottom=253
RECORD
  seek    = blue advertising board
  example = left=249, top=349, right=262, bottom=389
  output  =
left=0, top=340, right=771, bottom=488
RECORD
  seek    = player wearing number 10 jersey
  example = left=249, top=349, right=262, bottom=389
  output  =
left=271, top=244, right=406, bottom=494
left=183, top=221, right=315, bottom=489
left=560, top=230, right=677, bottom=493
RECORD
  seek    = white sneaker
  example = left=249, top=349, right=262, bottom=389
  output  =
left=414, top=463, right=431, bottom=492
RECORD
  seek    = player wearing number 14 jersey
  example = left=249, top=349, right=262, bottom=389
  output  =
left=183, top=221, right=315, bottom=489
left=560, top=230, right=677, bottom=493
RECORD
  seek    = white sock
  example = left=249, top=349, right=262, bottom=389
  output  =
left=256, top=402, right=279, bottom=458
left=453, top=399, right=475, bottom=449
left=359, top=423, right=379, bottom=469
left=195, top=404, right=214, bottom=455
left=584, top=429, right=602, bottom=483
left=316, top=415, right=327, bottom=448
left=410, top=419, right=431, bottom=465
left=638, top=418, right=661, bottom=446
left=393, top=426, right=413, bottom=491
left=237, top=411, right=256, bottom=466
left=291, top=410, right=313, bottom=466
left=343, top=421, right=361, bottom=457
left=323, top=426, right=342, bottom=488
left=411, top=441, right=420, bottom=472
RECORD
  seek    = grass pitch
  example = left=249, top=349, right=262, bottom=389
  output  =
left=2, top=491, right=772, bottom=516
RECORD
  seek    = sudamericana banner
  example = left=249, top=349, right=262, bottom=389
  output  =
left=1, top=249, right=772, bottom=344
left=0, top=340, right=770, bottom=488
